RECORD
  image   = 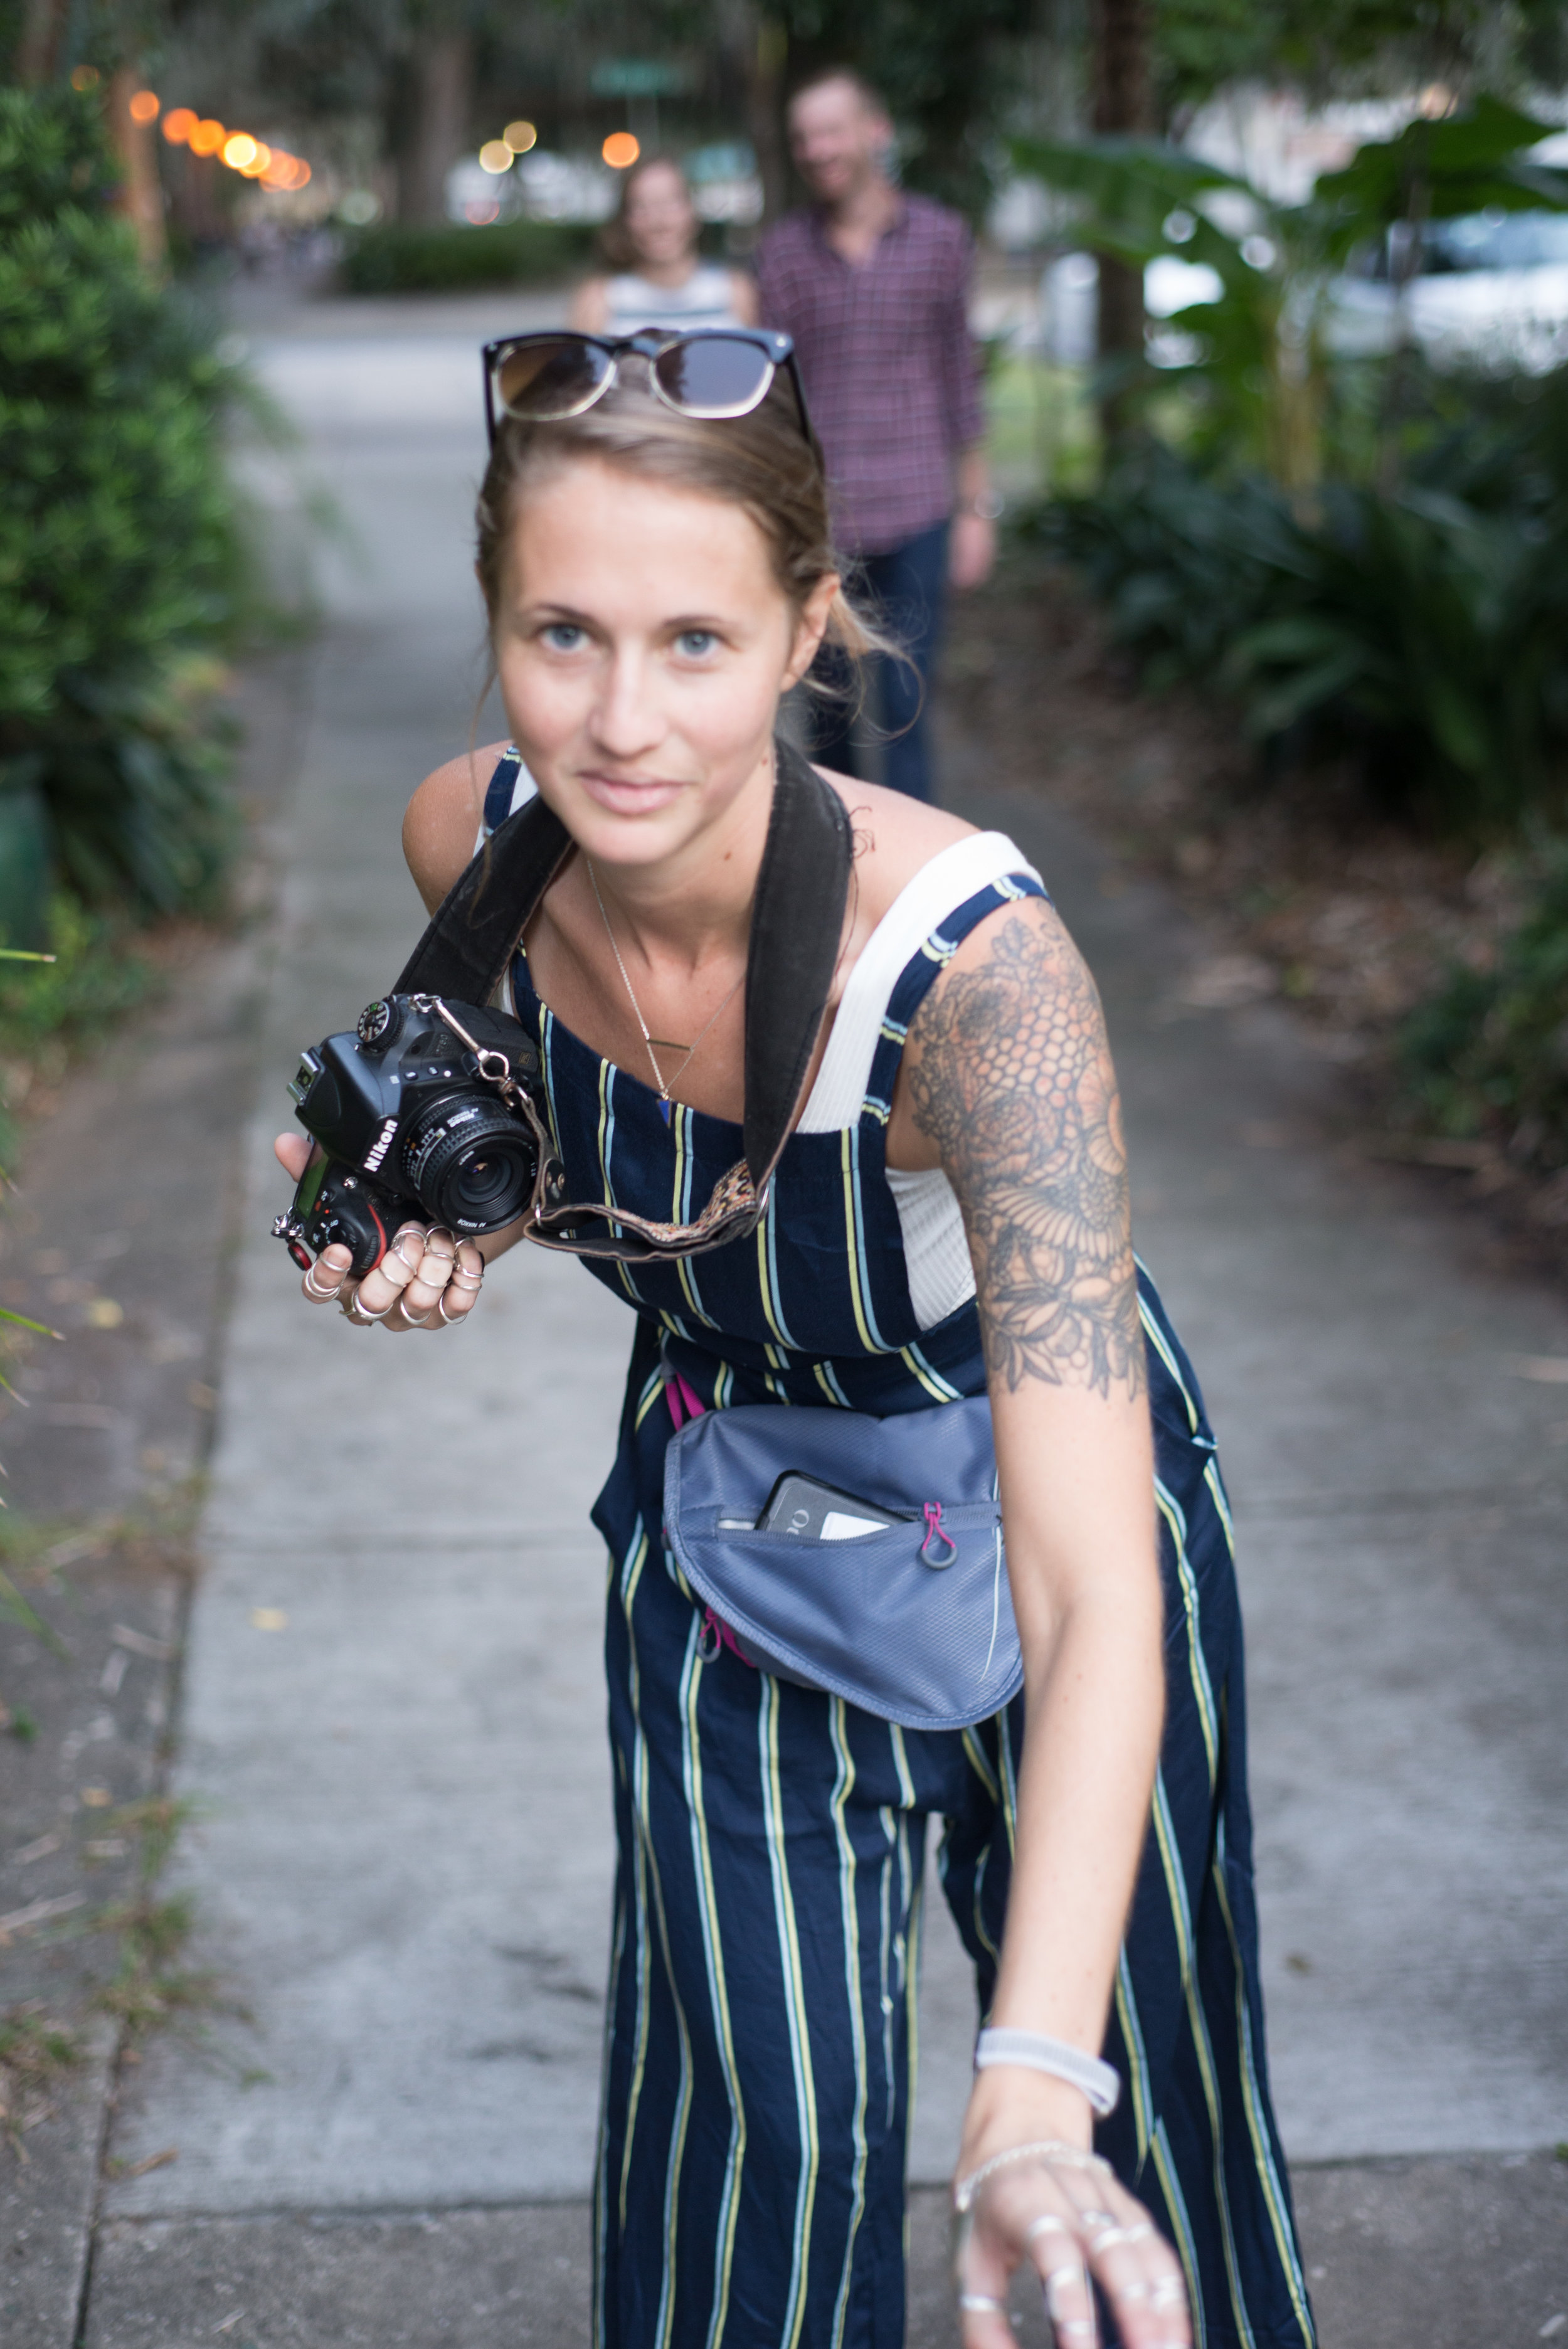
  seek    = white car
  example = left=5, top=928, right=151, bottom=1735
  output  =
left=1040, top=213, right=1568, bottom=376
left=1331, top=209, right=1568, bottom=373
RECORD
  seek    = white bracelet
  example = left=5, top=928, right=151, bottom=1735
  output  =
left=974, top=2027, right=1121, bottom=2117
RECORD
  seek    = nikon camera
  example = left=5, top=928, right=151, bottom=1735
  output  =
left=272, top=992, right=544, bottom=1276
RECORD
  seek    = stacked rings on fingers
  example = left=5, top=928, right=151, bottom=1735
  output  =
left=346, top=1292, right=392, bottom=1325
left=302, top=1265, right=337, bottom=1301
left=1087, top=2222, right=1152, bottom=2249
left=435, top=1290, right=468, bottom=1325
left=450, top=1262, right=484, bottom=1290
left=957, top=2296, right=1005, bottom=2315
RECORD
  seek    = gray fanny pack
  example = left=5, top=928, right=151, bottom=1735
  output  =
left=662, top=1387, right=1023, bottom=1731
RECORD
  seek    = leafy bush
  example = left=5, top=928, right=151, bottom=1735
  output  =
left=0, top=894, right=155, bottom=1061
left=1401, top=845, right=1568, bottom=1166
left=1029, top=420, right=1568, bottom=833
left=340, top=218, right=595, bottom=296
left=0, top=85, right=243, bottom=916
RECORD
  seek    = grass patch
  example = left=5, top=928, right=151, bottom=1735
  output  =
left=87, top=1798, right=236, bottom=2045
left=0, top=2005, right=85, bottom=2158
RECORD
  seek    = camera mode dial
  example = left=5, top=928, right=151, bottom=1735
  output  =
left=357, top=999, right=397, bottom=1046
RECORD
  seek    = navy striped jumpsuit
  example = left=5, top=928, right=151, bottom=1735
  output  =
left=487, top=756, right=1315, bottom=2349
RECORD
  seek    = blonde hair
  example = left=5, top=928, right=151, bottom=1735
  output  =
left=474, top=371, right=893, bottom=681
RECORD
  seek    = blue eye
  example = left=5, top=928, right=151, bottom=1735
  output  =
left=543, top=623, right=586, bottom=652
left=676, top=629, right=718, bottom=658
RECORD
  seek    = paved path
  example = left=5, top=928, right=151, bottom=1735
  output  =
left=87, top=292, right=1568, bottom=2345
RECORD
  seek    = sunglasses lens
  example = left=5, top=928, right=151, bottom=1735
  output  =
left=494, top=336, right=612, bottom=420
left=653, top=337, right=774, bottom=416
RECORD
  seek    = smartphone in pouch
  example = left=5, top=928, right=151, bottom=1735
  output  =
left=756, top=1473, right=907, bottom=1541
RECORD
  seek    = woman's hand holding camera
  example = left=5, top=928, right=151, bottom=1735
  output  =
left=302, top=1225, right=484, bottom=1332
left=275, top=1134, right=485, bottom=1333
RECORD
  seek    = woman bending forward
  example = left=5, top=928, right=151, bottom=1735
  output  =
left=279, top=337, right=1316, bottom=2349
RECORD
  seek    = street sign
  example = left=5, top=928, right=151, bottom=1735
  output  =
left=591, top=60, right=688, bottom=98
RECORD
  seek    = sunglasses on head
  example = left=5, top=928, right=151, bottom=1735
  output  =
left=480, top=327, right=815, bottom=450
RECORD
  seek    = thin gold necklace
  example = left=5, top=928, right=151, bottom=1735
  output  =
left=585, top=859, right=744, bottom=1118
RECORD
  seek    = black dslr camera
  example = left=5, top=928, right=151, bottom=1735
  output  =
left=272, top=993, right=545, bottom=1276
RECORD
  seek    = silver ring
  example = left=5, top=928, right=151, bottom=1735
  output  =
left=957, top=2296, right=1005, bottom=2314
left=435, top=1290, right=465, bottom=1326
left=1150, top=2278, right=1186, bottom=2308
left=1078, top=2210, right=1115, bottom=2229
left=449, top=1264, right=484, bottom=1290
left=400, top=1305, right=433, bottom=1328
left=1025, top=2214, right=1068, bottom=2243
left=302, top=1266, right=337, bottom=1300
left=346, top=1294, right=391, bottom=1325
left=1088, top=2222, right=1149, bottom=2249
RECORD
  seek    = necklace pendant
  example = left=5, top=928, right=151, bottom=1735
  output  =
left=659, top=1096, right=672, bottom=1125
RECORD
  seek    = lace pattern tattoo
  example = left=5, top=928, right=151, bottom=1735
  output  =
left=906, top=909, right=1145, bottom=1399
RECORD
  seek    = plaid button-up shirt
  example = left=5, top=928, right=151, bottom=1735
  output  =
left=755, top=194, right=985, bottom=559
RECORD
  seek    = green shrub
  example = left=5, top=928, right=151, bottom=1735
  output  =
left=0, top=894, right=156, bottom=1061
left=339, top=218, right=596, bottom=296
left=0, top=85, right=243, bottom=916
left=1401, top=844, right=1568, bottom=1167
left=1028, top=426, right=1568, bottom=834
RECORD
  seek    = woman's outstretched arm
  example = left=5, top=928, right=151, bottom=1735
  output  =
left=899, top=896, right=1187, bottom=2349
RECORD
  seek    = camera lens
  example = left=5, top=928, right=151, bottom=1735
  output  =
left=401, top=1093, right=537, bottom=1233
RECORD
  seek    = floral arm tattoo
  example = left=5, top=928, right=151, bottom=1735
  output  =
left=906, top=908, right=1146, bottom=1399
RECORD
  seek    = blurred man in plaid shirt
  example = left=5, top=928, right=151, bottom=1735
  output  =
left=756, top=68, right=998, bottom=802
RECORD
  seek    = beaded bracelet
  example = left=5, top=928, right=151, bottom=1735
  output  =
left=953, top=2138, right=1110, bottom=2214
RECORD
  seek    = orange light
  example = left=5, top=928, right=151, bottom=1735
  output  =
left=129, top=89, right=160, bottom=125
left=162, top=107, right=196, bottom=145
left=504, top=120, right=537, bottom=154
left=222, top=132, right=258, bottom=170
left=189, top=118, right=226, bottom=156
left=603, top=132, right=640, bottom=169
left=70, top=65, right=99, bottom=91
left=294, top=160, right=311, bottom=188
left=240, top=142, right=271, bottom=178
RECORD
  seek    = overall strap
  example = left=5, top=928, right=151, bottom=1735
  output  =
left=392, top=733, right=852, bottom=1206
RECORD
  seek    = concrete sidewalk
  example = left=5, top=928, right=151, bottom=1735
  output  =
left=80, top=294, right=1568, bottom=2346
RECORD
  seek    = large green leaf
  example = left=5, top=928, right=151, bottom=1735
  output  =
left=1315, top=94, right=1568, bottom=240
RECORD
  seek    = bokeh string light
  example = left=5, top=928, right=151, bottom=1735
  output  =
left=602, top=132, right=640, bottom=169
left=155, top=95, right=311, bottom=189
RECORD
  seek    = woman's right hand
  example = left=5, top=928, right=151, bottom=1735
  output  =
left=273, top=1135, right=485, bottom=1334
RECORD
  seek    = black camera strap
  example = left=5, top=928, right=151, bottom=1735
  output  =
left=393, top=734, right=854, bottom=1262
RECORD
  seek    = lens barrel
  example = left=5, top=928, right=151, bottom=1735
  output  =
left=401, top=1093, right=537, bottom=1233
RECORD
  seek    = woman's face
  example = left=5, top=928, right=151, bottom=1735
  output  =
left=491, top=455, right=834, bottom=874
left=622, top=163, right=698, bottom=270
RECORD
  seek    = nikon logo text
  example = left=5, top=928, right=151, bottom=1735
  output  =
left=363, top=1117, right=398, bottom=1172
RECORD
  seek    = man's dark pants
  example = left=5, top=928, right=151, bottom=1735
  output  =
left=812, top=521, right=950, bottom=803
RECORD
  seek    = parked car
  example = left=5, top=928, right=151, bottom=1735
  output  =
left=1332, top=208, right=1568, bottom=373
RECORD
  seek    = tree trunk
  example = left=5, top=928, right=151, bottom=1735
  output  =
left=1089, top=0, right=1152, bottom=447
left=16, top=0, right=67, bottom=85
left=723, top=3, right=788, bottom=226
left=107, top=69, right=167, bottom=267
left=400, top=29, right=473, bottom=226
